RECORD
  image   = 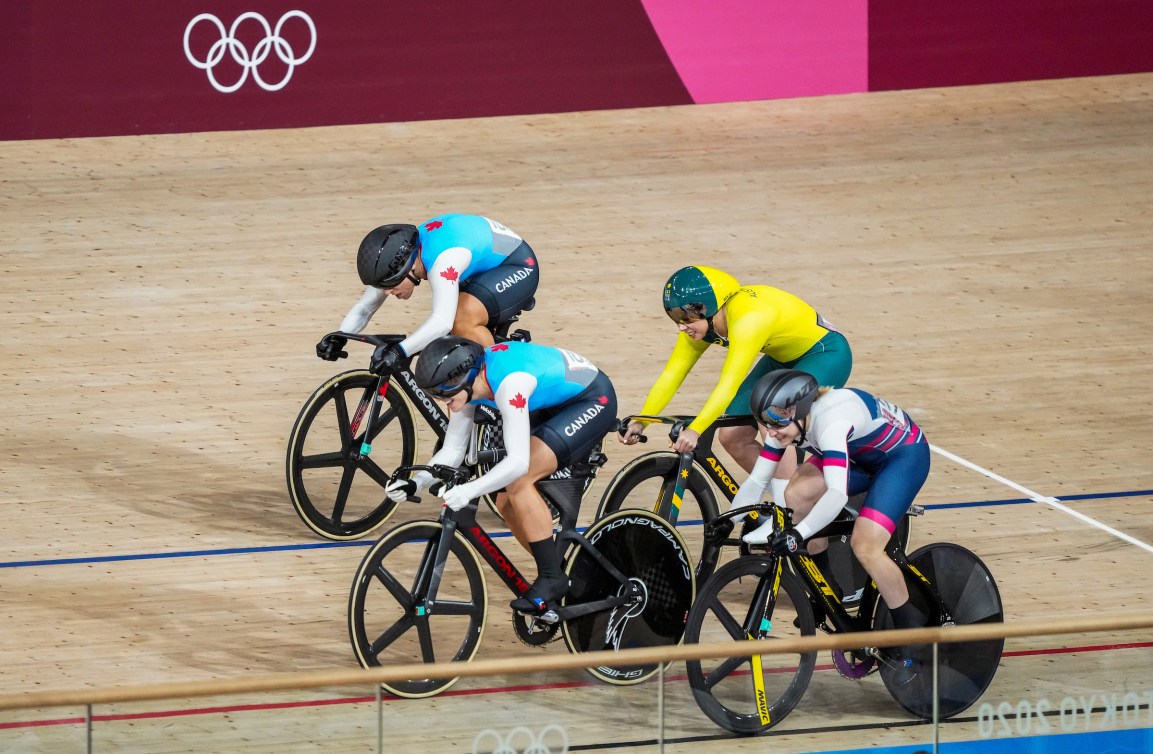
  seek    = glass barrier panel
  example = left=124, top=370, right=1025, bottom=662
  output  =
left=939, top=631, right=1153, bottom=753
left=0, top=705, right=88, bottom=753
left=91, top=687, right=381, bottom=753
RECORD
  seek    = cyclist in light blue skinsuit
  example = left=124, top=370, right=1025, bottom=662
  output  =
left=384, top=336, right=618, bottom=615
left=315, top=213, right=539, bottom=370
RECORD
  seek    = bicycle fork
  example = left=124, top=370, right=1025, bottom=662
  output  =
left=409, top=520, right=459, bottom=617
left=744, top=557, right=786, bottom=727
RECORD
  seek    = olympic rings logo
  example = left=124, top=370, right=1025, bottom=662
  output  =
left=183, top=11, right=317, bottom=93
left=471, top=724, right=569, bottom=754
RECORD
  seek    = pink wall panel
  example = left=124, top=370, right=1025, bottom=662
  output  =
left=640, top=0, right=868, bottom=103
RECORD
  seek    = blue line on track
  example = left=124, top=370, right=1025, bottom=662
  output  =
left=2, top=489, right=1149, bottom=570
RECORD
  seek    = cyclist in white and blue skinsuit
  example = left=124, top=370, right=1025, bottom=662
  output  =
left=734, top=370, right=931, bottom=634
left=384, top=337, right=618, bottom=614
left=316, top=213, right=538, bottom=369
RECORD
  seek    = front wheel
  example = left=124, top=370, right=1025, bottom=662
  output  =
left=348, top=521, right=488, bottom=698
left=684, top=556, right=817, bottom=735
left=286, top=370, right=418, bottom=540
left=561, top=510, right=695, bottom=685
left=874, top=542, right=1004, bottom=719
left=595, top=451, right=721, bottom=580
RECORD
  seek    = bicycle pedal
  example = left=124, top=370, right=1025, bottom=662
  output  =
left=514, top=608, right=559, bottom=624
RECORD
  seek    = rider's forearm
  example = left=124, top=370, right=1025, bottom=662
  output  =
left=687, top=344, right=759, bottom=434
left=339, top=286, right=389, bottom=334
left=731, top=452, right=776, bottom=509
left=795, top=488, right=849, bottom=541
left=639, top=336, right=705, bottom=415
left=398, top=275, right=459, bottom=355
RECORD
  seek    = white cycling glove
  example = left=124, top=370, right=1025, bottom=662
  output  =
left=440, top=484, right=474, bottom=512
left=385, top=470, right=434, bottom=503
left=385, top=479, right=416, bottom=503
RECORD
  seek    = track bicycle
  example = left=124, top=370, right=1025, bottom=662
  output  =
left=287, top=306, right=584, bottom=539
left=597, top=414, right=909, bottom=592
left=347, top=434, right=696, bottom=698
left=683, top=502, right=1004, bottom=734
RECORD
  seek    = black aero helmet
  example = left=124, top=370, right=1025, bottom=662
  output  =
left=356, top=223, right=420, bottom=287
left=414, top=336, right=485, bottom=399
left=750, top=369, right=819, bottom=428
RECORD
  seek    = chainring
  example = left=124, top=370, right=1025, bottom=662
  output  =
left=512, top=611, right=561, bottom=646
left=831, top=647, right=877, bottom=679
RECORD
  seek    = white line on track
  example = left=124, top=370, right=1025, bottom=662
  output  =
left=930, top=443, right=1153, bottom=555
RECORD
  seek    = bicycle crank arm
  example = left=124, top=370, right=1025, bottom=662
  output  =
left=551, top=594, right=631, bottom=621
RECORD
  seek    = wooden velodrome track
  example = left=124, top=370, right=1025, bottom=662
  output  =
left=2, top=73, right=1152, bottom=753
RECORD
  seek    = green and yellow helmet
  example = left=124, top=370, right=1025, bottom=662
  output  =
left=662, top=265, right=741, bottom=323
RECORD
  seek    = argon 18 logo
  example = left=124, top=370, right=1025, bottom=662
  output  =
left=184, top=11, right=317, bottom=93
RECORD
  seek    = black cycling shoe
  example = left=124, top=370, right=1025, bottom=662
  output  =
left=886, top=646, right=925, bottom=686
left=510, top=575, right=570, bottom=614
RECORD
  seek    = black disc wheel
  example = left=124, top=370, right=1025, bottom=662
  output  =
left=685, top=556, right=817, bottom=735
left=561, top=510, right=695, bottom=685
left=595, top=451, right=720, bottom=580
left=874, top=542, right=1004, bottom=719
left=287, top=370, right=418, bottom=540
left=348, top=521, right=488, bottom=698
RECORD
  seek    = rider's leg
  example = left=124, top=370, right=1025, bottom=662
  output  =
left=850, top=517, right=915, bottom=622
left=494, top=491, right=529, bottom=551
left=716, top=423, right=761, bottom=474
left=450, top=292, right=496, bottom=347
left=505, top=439, right=569, bottom=610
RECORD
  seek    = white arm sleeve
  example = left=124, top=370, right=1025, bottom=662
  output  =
left=426, top=403, right=476, bottom=470
left=730, top=450, right=779, bottom=510
left=399, top=246, right=473, bottom=356
left=448, top=372, right=535, bottom=501
left=339, top=286, right=389, bottom=334
left=794, top=418, right=853, bottom=540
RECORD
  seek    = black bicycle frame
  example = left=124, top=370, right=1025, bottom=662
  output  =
left=335, top=316, right=532, bottom=462
left=411, top=481, right=634, bottom=621
left=763, top=507, right=952, bottom=634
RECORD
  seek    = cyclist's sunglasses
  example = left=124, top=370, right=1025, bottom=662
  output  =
left=760, top=406, right=794, bottom=429
left=423, top=367, right=480, bottom=400
left=665, top=303, right=706, bottom=324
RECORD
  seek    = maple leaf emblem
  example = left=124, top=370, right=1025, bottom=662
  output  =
left=509, top=393, right=527, bottom=410
left=440, top=266, right=460, bottom=283
left=526, top=258, right=535, bottom=266
left=424, top=220, right=443, bottom=231
left=489, top=343, right=510, bottom=352
left=597, top=395, right=609, bottom=404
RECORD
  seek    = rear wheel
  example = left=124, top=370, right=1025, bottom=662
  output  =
left=595, top=451, right=720, bottom=580
left=348, top=521, right=488, bottom=698
left=561, top=510, right=695, bottom=685
left=684, top=556, right=817, bottom=735
left=874, top=542, right=1004, bottom=719
left=287, top=370, right=418, bottom=540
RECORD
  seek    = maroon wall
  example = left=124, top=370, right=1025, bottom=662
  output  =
left=869, top=1, right=1153, bottom=90
left=3, top=1, right=1152, bottom=140
left=1, top=1, right=690, bottom=140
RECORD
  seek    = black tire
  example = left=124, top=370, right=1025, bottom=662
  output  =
left=348, top=521, right=488, bottom=698
left=595, top=451, right=721, bottom=580
left=874, top=542, right=1004, bottom=719
left=287, top=370, right=418, bottom=540
left=561, top=510, right=696, bottom=685
left=685, top=556, right=817, bottom=735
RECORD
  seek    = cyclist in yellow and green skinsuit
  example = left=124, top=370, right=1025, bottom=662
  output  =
left=620, top=265, right=853, bottom=504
